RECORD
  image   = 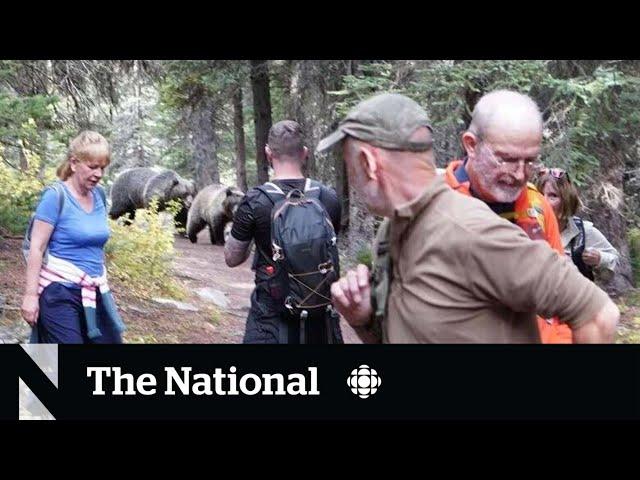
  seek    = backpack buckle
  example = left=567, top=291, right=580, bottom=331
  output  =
left=284, top=296, right=295, bottom=312
left=286, top=189, right=304, bottom=201
left=272, top=243, right=284, bottom=262
left=318, top=261, right=333, bottom=275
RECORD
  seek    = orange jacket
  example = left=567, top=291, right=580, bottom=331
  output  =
left=444, top=160, right=572, bottom=344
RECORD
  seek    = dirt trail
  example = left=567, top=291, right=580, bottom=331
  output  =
left=6, top=231, right=636, bottom=344
left=168, top=231, right=360, bottom=343
left=0, top=233, right=361, bottom=344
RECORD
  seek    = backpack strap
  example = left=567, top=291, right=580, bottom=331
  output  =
left=23, top=181, right=66, bottom=264
left=304, top=178, right=321, bottom=192
left=253, top=183, right=286, bottom=266
left=36, top=181, right=66, bottom=226
left=49, top=181, right=66, bottom=218
left=52, top=182, right=106, bottom=215
left=262, top=182, right=286, bottom=195
left=255, top=182, right=285, bottom=207
left=304, top=179, right=322, bottom=199
left=570, top=216, right=594, bottom=281
left=570, top=216, right=586, bottom=256
left=371, top=219, right=392, bottom=323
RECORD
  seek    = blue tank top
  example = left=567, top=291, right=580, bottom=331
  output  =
left=34, top=183, right=110, bottom=280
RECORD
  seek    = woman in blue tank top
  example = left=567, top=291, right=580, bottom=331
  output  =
left=21, top=131, right=125, bottom=344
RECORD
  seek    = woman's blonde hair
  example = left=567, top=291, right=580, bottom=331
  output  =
left=57, top=130, right=111, bottom=180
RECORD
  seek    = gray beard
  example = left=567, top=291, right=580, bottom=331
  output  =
left=492, top=185, right=522, bottom=203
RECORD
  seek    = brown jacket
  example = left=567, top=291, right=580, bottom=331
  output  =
left=378, top=176, right=609, bottom=343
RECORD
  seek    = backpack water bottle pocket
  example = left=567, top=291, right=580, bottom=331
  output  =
left=255, top=264, right=288, bottom=302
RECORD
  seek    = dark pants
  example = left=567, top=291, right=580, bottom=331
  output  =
left=243, top=289, right=343, bottom=345
left=36, top=283, right=123, bottom=344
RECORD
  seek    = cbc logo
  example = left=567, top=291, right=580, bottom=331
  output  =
left=347, top=364, right=381, bottom=399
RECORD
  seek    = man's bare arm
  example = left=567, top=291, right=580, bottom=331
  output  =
left=572, top=297, right=620, bottom=343
left=224, top=236, right=253, bottom=267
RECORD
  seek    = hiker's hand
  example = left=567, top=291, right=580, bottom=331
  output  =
left=331, top=264, right=372, bottom=326
left=582, top=249, right=601, bottom=267
left=21, top=294, right=39, bottom=327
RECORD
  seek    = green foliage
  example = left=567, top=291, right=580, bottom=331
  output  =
left=411, top=60, right=550, bottom=129
left=329, top=60, right=640, bottom=186
left=624, top=290, right=640, bottom=308
left=355, top=246, right=373, bottom=270
left=164, top=199, right=185, bottom=233
left=330, top=61, right=640, bottom=190
left=0, top=93, right=57, bottom=145
left=158, top=61, right=238, bottom=109
left=628, top=228, right=640, bottom=286
left=408, top=61, right=639, bottom=187
left=0, top=151, right=56, bottom=234
left=0, top=61, right=60, bottom=155
left=208, top=307, right=221, bottom=326
left=268, top=60, right=290, bottom=126
left=105, top=199, right=185, bottom=300
left=155, top=60, right=253, bottom=181
left=0, top=64, right=74, bottom=236
left=0, top=61, right=63, bottom=236
left=329, top=62, right=402, bottom=118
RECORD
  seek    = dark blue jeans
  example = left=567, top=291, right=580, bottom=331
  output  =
left=36, top=282, right=122, bottom=344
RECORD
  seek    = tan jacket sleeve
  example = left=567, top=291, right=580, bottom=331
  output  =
left=463, top=214, right=610, bottom=329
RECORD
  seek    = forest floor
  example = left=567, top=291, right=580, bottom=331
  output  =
left=0, top=233, right=362, bottom=344
left=1, top=234, right=639, bottom=344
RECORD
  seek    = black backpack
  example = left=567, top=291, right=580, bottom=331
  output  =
left=569, top=216, right=595, bottom=281
left=256, top=179, right=340, bottom=336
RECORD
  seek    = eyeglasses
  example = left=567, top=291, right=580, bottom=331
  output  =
left=538, top=167, right=569, bottom=182
left=480, top=142, right=542, bottom=173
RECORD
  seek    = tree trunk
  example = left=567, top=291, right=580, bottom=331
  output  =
left=287, top=60, right=316, bottom=177
left=134, top=60, right=145, bottom=166
left=38, top=130, right=48, bottom=178
left=342, top=182, right=377, bottom=262
left=189, top=94, right=219, bottom=190
left=334, top=147, right=349, bottom=233
left=233, top=85, right=248, bottom=192
left=250, top=60, right=272, bottom=185
left=586, top=141, right=635, bottom=296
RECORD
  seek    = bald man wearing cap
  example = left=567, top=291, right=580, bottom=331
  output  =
left=443, top=90, right=570, bottom=343
left=318, top=92, right=619, bottom=344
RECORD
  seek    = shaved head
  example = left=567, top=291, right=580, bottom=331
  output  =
left=469, top=90, right=543, bottom=143
left=462, top=90, right=544, bottom=203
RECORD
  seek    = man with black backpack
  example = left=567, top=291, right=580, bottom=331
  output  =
left=224, top=120, right=343, bottom=344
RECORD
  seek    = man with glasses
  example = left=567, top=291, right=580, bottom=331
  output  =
left=443, top=89, right=571, bottom=343
left=322, top=93, right=619, bottom=344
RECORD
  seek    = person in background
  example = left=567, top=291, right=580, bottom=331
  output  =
left=537, top=167, right=619, bottom=281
